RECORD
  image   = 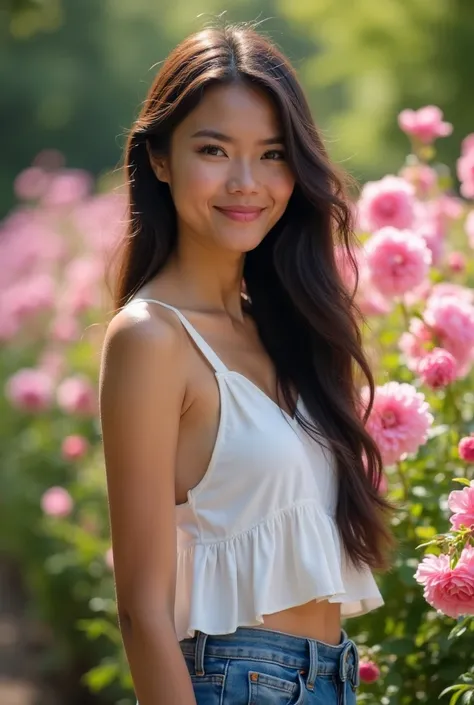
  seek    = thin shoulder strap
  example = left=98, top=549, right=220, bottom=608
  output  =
left=128, top=298, right=228, bottom=374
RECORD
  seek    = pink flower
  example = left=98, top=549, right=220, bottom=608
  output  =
left=448, top=481, right=474, bottom=530
left=61, top=435, right=89, bottom=461
left=363, top=382, right=433, bottom=466
left=398, top=318, right=433, bottom=371
left=334, top=244, right=358, bottom=295
left=365, top=227, right=431, bottom=298
left=458, top=436, right=474, bottom=463
left=41, top=169, right=93, bottom=207
left=33, top=148, right=65, bottom=170
left=14, top=166, right=51, bottom=201
left=56, top=375, right=97, bottom=416
left=73, top=192, right=127, bottom=256
left=429, top=283, right=474, bottom=305
left=465, top=211, right=474, bottom=249
left=38, top=350, right=65, bottom=381
left=448, top=251, right=466, bottom=273
left=415, top=548, right=474, bottom=618
left=5, top=368, right=54, bottom=412
left=105, top=547, right=114, bottom=570
left=398, top=106, right=453, bottom=144
left=417, top=348, right=457, bottom=389
left=424, top=296, right=474, bottom=375
left=358, top=176, right=415, bottom=232
left=51, top=316, right=80, bottom=343
left=354, top=255, right=393, bottom=316
left=434, top=195, right=464, bottom=223
left=41, top=486, right=74, bottom=518
left=412, top=201, right=446, bottom=267
left=400, top=164, right=437, bottom=198
left=457, top=151, right=474, bottom=200
left=359, top=660, right=380, bottom=684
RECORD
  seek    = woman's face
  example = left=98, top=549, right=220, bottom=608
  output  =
left=150, top=81, right=295, bottom=254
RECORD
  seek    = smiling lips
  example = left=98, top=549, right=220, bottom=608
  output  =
left=214, top=205, right=265, bottom=222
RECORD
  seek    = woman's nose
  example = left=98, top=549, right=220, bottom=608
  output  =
left=226, top=161, right=259, bottom=194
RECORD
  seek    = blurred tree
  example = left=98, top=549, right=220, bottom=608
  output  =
left=2, top=0, right=63, bottom=38
left=1, top=0, right=473, bottom=217
left=279, top=0, right=474, bottom=180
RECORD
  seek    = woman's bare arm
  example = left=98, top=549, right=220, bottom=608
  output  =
left=99, top=306, right=196, bottom=705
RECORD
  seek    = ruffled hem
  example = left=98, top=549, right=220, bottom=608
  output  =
left=174, top=501, right=383, bottom=641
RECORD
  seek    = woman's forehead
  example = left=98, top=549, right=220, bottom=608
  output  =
left=178, top=82, right=282, bottom=140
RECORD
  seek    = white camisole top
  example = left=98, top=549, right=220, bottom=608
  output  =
left=131, top=298, right=384, bottom=640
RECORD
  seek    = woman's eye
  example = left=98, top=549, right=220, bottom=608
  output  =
left=263, top=149, right=286, bottom=161
left=198, top=144, right=226, bottom=157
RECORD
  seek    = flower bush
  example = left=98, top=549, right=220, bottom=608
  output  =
left=1, top=108, right=474, bottom=704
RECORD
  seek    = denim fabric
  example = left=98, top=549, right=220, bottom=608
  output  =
left=179, top=626, right=359, bottom=704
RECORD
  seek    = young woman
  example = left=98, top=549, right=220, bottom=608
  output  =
left=99, top=23, right=393, bottom=705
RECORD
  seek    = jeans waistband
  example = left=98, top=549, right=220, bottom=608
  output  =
left=180, top=627, right=360, bottom=691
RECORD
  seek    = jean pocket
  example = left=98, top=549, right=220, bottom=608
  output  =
left=191, top=672, right=226, bottom=703
left=248, top=669, right=304, bottom=705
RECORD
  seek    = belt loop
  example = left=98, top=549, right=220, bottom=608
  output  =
left=194, top=631, right=208, bottom=676
left=339, top=640, right=359, bottom=687
left=351, top=641, right=360, bottom=688
left=306, top=638, right=318, bottom=691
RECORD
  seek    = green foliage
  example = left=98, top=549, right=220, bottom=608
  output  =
left=2, top=0, right=474, bottom=215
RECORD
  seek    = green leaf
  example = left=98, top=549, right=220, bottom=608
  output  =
left=448, top=617, right=472, bottom=640
left=439, top=684, right=471, bottom=704
left=452, top=478, right=472, bottom=487
left=82, top=661, right=120, bottom=692
left=76, top=618, right=122, bottom=646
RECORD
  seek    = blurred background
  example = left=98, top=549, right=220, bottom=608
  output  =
left=1, top=1, right=474, bottom=704
left=2, top=0, right=474, bottom=219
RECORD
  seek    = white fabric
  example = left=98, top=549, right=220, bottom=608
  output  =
left=130, top=298, right=384, bottom=640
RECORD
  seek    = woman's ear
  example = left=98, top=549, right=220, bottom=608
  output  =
left=146, top=141, right=170, bottom=184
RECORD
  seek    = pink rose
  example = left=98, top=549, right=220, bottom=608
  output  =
left=41, top=486, right=74, bottom=517
left=358, top=176, right=415, bottom=232
left=417, top=348, right=457, bottom=389
left=5, top=368, right=54, bottom=412
left=458, top=436, right=474, bottom=463
left=363, top=382, right=433, bottom=466
left=399, top=324, right=431, bottom=373
left=57, top=375, right=97, bottom=416
left=424, top=296, right=474, bottom=375
left=457, top=151, right=474, bottom=200
left=359, top=660, right=380, bottom=684
left=51, top=316, right=80, bottom=343
left=448, top=251, right=466, bottom=273
left=398, top=106, right=453, bottom=144
left=400, top=164, right=437, bottom=198
left=429, top=283, right=474, bottom=305
left=14, top=166, right=51, bottom=202
left=365, top=227, right=431, bottom=298
left=61, top=435, right=89, bottom=461
left=415, top=548, right=474, bottom=618
left=41, top=169, right=93, bottom=207
left=448, top=481, right=474, bottom=530
left=334, top=244, right=358, bottom=295
left=412, top=201, right=446, bottom=267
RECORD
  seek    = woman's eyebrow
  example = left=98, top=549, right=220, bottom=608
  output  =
left=191, top=129, right=284, bottom=145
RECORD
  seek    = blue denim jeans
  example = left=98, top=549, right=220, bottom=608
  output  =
left=179, top=626, right=360, bottom=704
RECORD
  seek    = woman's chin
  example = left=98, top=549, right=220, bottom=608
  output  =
left=215, top=228, right=268, bottom=254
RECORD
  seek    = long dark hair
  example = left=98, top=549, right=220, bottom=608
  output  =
left=113, top=23, right=394, bottom=570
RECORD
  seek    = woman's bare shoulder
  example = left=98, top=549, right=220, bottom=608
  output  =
left=103, top=300, right=183, bottom=354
